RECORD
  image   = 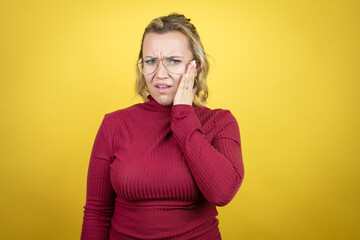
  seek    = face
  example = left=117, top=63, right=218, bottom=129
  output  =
left=142, top=31, right=194, bottom=106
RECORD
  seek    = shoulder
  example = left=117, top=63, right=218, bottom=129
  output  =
left=101, top=104, right=141, bottom=127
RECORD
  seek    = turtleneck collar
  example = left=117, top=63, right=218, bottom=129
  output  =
left=136, top=95, right=197, bottom=113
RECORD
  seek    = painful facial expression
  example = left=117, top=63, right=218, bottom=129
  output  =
left=142, top=31, right=194, bottom=106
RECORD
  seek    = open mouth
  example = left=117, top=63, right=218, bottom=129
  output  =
left=155, top=83, right=172, bottom=93
left=156, top=85, right=171, bottom=93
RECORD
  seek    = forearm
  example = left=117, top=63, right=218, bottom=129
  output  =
left=171, top=105, right=244, bottom=206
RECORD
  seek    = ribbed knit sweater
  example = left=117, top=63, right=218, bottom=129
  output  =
left=81, top=95, right=244, bottom=240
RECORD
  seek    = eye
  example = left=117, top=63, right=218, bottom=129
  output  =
left=144, top=58, right=156, bottom=65
left=166, top=58, right=182, bottom=65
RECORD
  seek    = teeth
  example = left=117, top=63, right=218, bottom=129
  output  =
left=157, top=86, right=169, bottom=88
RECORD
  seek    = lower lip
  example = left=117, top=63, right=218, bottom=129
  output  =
left=156, top=86, right=171, bottom=93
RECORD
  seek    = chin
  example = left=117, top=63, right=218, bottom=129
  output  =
left=155, top=95, right=174, bottom=106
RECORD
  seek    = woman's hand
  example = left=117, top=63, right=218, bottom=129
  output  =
left=173, top=60, right=197, bottom=106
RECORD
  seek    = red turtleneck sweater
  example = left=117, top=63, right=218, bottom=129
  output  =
left=81, top=95, right=244, bottom=240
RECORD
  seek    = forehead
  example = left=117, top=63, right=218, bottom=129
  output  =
left=142, top=31, right=192, bottom=57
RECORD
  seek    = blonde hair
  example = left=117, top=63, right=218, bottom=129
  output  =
left=135, top=13, right=209, bottom=107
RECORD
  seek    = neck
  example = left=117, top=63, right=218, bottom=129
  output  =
left=136, top=95, right=197, bottom=113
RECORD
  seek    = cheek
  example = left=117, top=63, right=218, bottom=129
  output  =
left=144, top=75, right=153, bottom=85
left=172, top=74, right=183, bottom=88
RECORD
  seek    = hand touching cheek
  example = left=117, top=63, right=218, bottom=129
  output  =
left=173, top=60, right=197, bottom=106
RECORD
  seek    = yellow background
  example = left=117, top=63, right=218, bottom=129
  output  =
left=1, top=0, right=359, bottom=239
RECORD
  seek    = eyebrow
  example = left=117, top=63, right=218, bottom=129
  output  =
left=143, top=56, right=183, bottom=58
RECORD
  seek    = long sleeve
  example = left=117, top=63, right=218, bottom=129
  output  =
left=81, top=115, right=116, bottom=240
left=171, top=105, right=244, bottom=207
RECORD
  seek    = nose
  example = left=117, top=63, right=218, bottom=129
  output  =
left=154, top=59, right=169, bottom=78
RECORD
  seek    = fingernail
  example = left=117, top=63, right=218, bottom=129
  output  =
left=192, top=60, right=196, bottom=68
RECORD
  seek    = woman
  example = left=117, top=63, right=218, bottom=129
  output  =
left=81, top=13, right=245, bottom=240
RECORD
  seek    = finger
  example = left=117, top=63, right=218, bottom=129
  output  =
left=178, top=73, right=187, bottom=92
left=180, top=72, right=189, bottom=92
left=179, top=61, right=196, bottom=94
left=185, top=74, right=192, bottom=92
left=191, top=61, right=196, bottom=81
left=181, top=62, right=193, bottom=86
left=188, top=61, right=196, bottom=88
left=184, top=63, right=193, bottom=86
